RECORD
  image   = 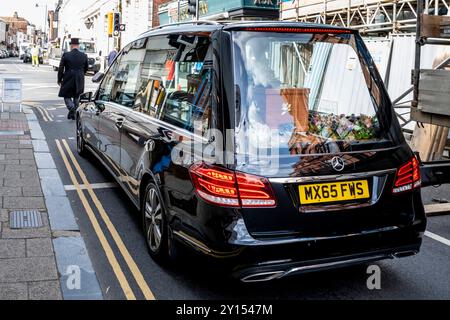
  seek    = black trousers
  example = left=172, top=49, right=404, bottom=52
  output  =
left=64, top=97, right=79, bottom=112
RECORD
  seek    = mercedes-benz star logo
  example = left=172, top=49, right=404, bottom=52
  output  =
left=331, top=156, right=345, bottom=172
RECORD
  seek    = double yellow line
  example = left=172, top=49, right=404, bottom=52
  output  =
left=36, top=105, right=53, bottom=122
left=55, top=138, right=155, bottom=300
left=24, top=101, right=54, bottom=122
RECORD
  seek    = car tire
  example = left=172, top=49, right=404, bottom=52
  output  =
left=142, top=182, right=171, bottom=262
left=76, top=118, right=88, bottom=157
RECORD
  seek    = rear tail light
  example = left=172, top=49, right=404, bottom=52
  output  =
left=392, top=157, right=421, bottom=194
left=189, top=163, right=276, bottom=208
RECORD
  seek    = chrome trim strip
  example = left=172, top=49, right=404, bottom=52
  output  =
left=232, top=225, right=399, bottom=246
left=241, top=271, right=286, bottom=283
left=269, top=169, right=396, bottom=184
left=173, top=230, right=212, bottom=253
left=283, top=254, right=389, bottom=277
left=236, top=146, right=399, bottom=160
left=127, top=108, right=209, bottom=143
left=241, top=254, right=391, bottom=282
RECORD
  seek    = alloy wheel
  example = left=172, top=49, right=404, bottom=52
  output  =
left=144, top=187, right=163, bottom=252
left=76, top=120, right=87, bottom=157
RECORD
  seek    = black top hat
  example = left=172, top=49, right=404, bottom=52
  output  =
left=70, top=38, right=80, bottom=45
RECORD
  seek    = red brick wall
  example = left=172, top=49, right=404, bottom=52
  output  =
left=152, top=0, right=172, bottom=27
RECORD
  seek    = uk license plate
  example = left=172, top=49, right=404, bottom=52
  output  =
left=299, top=180, right=370, bottom=205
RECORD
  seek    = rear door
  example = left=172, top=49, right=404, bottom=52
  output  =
left=119, top=33, right=215, bottom=216
left=230, top=28, right=414, bottom=238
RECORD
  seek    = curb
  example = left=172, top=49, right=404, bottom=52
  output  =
left=24, top=105, right=103, bottom=300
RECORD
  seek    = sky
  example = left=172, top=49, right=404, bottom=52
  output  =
left=0, top=0, right=56, bottom=29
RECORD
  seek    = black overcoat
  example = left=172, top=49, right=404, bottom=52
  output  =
left=58, top=49, right=89, bottom=98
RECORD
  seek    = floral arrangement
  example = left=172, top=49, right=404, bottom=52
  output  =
left=307, top=112, right=379, bottom=141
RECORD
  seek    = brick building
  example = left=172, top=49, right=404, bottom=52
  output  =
left=152, top=0, right=172, bottom=27
left=0, top=12, right=31, bottom=49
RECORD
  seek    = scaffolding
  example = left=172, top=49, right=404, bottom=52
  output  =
left=281, top=0, right=450, bottom=34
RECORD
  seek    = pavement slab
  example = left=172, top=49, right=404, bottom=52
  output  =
left=0, top=283, right=28, bottom=300
left=0, top=239, right=26, bottom=259
left=28, top=281, right=62, bottom=300
left=3, top=196, right=46, bottom=210
left=0, top=256, right=58, bottom=283
left=26, top=238, right=54, bottom=257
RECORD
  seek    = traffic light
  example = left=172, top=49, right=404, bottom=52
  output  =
left=113, top=13, right=121, bottom=32
left=188, top=0, right=197, bottom=17
left=107, top=12, right=114, bottom=36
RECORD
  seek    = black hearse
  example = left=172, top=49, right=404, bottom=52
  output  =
left=77, top=21, right=427, bottom=282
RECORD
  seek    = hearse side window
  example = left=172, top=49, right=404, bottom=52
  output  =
left=131, top=36, right=178, bottom=118
left=97, top=51, right=123, bottom=102
left=131, top=34, right=213, bottom=135
left=109, top=39, right=148, bottom=108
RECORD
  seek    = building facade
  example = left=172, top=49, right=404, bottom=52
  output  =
left=0, top=18, right=6, bottom=49
left=58, top=1, right=160, bottom=57
left=158, top=0, right=280, bottom=25
left=1, top=12, right=31, bottom=49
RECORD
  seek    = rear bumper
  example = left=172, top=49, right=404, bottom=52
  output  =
left=233, top=242, right=421, bottom=282
left=174, top=219, right=425, bottom=281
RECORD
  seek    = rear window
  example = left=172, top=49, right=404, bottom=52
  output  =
left=233, top=31, right=391, bottom=156
left=79, top=42, right=96, bottom=53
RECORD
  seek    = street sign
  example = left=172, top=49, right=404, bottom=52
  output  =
left=1, top=77, right=22, bottom=112
left=119, top=24, right=126, bottom=32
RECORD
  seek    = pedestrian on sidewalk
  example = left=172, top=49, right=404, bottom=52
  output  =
left=31, top=44, right=40, bottom=67
left=57, top=38, right=88, bottom=120
left=108, top=47, right=119, bottom=66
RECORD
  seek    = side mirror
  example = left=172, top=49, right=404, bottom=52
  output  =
left=79, top=92, right=93, bottom=103
left=92, top=72, right=104, bottom=83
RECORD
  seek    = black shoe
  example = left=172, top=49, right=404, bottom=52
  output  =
left=67, top=112, right=72, bottom=119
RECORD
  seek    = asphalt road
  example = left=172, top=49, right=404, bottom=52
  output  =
left=1, top=57, right=449, bottom=300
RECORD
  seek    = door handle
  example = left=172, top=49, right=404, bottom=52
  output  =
left=115, top=118, right=124, bottom=129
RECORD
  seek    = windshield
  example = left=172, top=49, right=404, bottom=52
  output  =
left=79, top=42, right=96, bottom=53
left=233, top=31, right=391, bottom=157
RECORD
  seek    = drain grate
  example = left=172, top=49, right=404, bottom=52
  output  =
left=10, top=210, right=43, bottom=229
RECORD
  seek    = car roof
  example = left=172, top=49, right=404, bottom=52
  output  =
left=138, top=20, right=355, bottom=39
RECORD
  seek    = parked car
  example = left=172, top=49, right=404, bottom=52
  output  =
left=76, top=21, right=427, bottom=282
left=0, top=49, right=8, bottom=59
left=23, top=48, right=44, bottom=64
